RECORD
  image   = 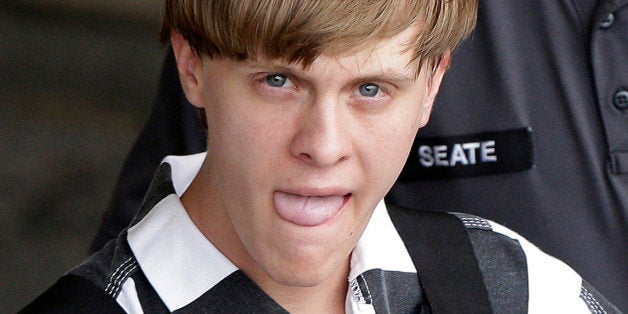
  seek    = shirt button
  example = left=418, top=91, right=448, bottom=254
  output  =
left=600, top=13, right=615, bottom=29
left=613, top=90, right=628, bottom=110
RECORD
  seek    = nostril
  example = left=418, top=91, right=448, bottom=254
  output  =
left=300, top=152, right=313, bottom=161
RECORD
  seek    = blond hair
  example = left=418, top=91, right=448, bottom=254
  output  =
left=160, top=0, right=477, bottom=72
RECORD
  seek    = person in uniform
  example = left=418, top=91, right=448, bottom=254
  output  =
left=92, top=1, right=628, bottom=310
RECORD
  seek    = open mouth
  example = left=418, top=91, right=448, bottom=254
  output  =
left=273, top=191, right=352, bottom=226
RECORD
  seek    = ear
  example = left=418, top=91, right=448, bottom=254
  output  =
left=171, top=31, right=205, bottom=108
left=418, top=51, right=451, bottom=127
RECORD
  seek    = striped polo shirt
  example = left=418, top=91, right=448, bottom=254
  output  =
left=69, top=153, right=617, bottom=313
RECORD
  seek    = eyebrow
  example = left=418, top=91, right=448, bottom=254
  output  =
left=348, top=65, right=419, bottom=87
left=248, top=59, right=418, bottom=86
left=249, top=62, right=298, bottom=74
left=354, top=72, right=416, bottom=84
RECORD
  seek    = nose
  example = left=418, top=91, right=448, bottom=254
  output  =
left=290, top=97, right=350, bottom=168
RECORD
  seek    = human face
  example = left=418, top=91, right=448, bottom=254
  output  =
left=176, top=25, right=446, bottom=290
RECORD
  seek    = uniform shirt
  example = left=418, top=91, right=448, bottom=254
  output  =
left=388, top=1, right=628, bottom=310
left=92, top=0, right=627, bottom=310
left=77, top=154, right=617, bottom=313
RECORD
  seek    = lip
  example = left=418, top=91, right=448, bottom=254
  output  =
left=277, top=186, right=353, bottom=197
left=276, top=189, right=354, bottom=213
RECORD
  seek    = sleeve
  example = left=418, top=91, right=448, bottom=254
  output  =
left=489, top=222, right=622, bottom=313
left=19, top=275, right=126, bottom=314
left=90, top=49, right=206, bottom=253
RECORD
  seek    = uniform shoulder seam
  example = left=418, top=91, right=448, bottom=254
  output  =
left=580, top=285, right=607, bottom=314
left=104, top=257, right=140, bottom=298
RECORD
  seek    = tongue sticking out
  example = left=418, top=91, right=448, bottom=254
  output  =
left=274, top=191, right=345, bottom=226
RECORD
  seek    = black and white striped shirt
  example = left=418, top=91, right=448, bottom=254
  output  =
left=69, top=153, right=618, bottom=313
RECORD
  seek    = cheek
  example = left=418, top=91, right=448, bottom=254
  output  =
left=205, top=100, right=293, bottom=195
left=208, top=115, right=273, bottom=177
left=360, top=112, right=420, bottom=190
left=371, top=101, right=423, bottom=150
left=378, top=127, right=416, bottom=172
left=204, top=83, right=294, bottom=155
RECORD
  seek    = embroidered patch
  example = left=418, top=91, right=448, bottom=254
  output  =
left=399, top=128, right=534, bottom=179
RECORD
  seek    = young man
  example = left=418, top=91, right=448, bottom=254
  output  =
left=24, top=1, right=619, bottom=313
left=92, top=1, right=628, bottom=310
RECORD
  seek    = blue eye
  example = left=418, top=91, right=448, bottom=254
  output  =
left=265, top=74, right=291, bottom=87
left=359, top=83, right=380, bottom=97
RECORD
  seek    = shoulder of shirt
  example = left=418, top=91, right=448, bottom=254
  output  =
left=67, top=231, right=140, bottom=301
left=450, top=212, right=621, bottom=313
left=451, top=212, right=542, bottom=247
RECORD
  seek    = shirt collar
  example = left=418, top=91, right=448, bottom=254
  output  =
left=350, top=200, right=416, bottom=280
left=128, top=153, right=415, bottom=312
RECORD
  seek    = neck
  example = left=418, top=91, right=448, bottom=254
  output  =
left=182, top=163, right=350, bottom=313
left=254, top=258, right=350, bottom=314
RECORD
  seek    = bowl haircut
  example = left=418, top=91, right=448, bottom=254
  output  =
left=160, top=0, right=477, bottom=76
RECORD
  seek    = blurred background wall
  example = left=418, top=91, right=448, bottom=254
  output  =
left=0, top=1, right=166, bottom=311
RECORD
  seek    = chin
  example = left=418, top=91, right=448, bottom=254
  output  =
left=262, top=248, right=348, bottom=289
